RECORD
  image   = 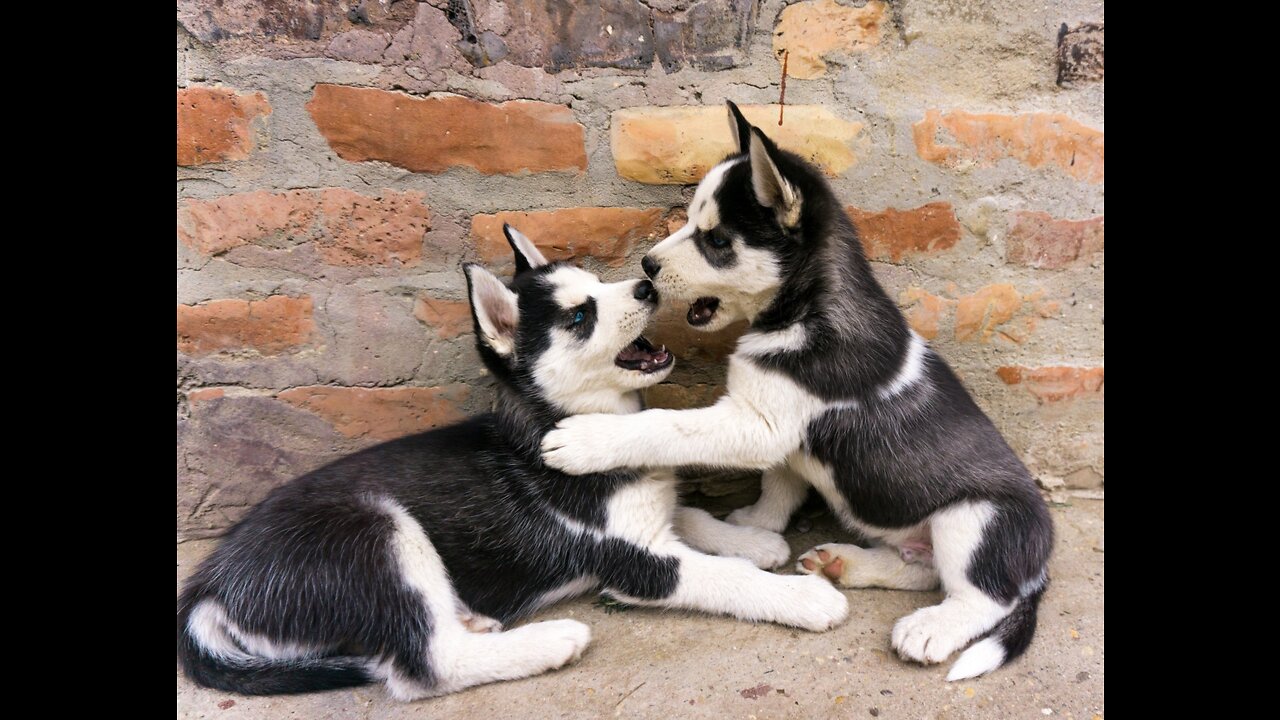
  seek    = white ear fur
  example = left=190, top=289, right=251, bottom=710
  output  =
left=748, top=129, right=802, bottom=227
left=503, top=223, right=548, bottom=272
left=464, top=264, right=519, bottom=356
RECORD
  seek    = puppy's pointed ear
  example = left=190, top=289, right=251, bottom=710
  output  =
left=748, top=127, right=802, bottom=227
left=503, top=223, right=548, bottom=275
left=464, top=263, right=519, bottom=357
left=726, top=100, right=753, bottom=155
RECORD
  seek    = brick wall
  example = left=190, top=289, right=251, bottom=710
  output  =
left=177, top=0, right=1104, bottom=541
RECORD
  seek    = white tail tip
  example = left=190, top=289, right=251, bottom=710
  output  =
left=946, top=637, right=1005, bottom=681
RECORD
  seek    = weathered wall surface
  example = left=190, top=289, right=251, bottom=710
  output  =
left=177, top=0, right=1104, bottom=541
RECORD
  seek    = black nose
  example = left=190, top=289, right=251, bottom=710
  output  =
left=641, top=255, right=661, bottom=279
left=633, top=279, right=657, bottom=302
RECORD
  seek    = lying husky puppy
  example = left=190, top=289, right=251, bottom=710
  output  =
left=542, top=103, right=1054, bottom=681
left=177, top=226, right=848, bottom=701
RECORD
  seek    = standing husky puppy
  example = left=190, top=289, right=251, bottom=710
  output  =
left=542, top=103, right=1054, bottom=681
left=177, top=226, right=848, bottom=701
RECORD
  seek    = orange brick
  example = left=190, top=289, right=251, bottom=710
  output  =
left=177, top=86, right=270, bottom=166
left=914, top=110, right=1103, bottom=183
left=177, top=296, right=313, bottom=356
left=277, top=385, right=470, bottom=440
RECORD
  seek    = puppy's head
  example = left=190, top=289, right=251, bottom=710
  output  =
left=465, top=225, right=674, bottom=414
left=643, top=100, right=817, bottom=331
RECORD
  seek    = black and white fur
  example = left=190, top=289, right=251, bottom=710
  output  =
left=542, top=102, right=1054, bottom=681
left=177, top=225, right=848, bottom=701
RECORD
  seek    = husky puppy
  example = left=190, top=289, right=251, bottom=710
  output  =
left=177, top=225, right=848, bottom=701
left=542, top=102, right=1054, bottom=681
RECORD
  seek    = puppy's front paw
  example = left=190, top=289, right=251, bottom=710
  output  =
left=541, top=415, right=624, bottom=475
left=778, top=575, right=849, bottom=632
left=733, top=528, right=791, bottom=569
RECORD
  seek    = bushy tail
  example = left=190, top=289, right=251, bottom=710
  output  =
left=946, top=585, right=1045, bottom=682
left=177, top=588, right=373, bottom=696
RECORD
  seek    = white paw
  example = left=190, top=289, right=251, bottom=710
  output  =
left=527, top=619, right=593, bottom=668
left=777, top=575, right=849, bottom=632
left=891, top=605, right=973, bottom=664
left=732, top=528, right=791, bottom=569
left=726, top=506, right=785, bottom=533
left=541, top=415, right=623, bottom=475
left=460, top=613, right=503, bottom=633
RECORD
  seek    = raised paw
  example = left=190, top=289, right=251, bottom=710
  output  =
left=797, top=545, right=850, bottom=584
left=541, top=415, right=624, bottom=475
left=891, top=605, right=975, bottom=664
left=733, top=528, right=791, bottom=569
left=459, top=612, right=503, bottom=633
left=776, top=575, right=850, bottom=632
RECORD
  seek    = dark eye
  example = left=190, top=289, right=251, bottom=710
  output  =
left=571, top=309, right=585, bottom=326
left=707, top=233, right=730, bottom=249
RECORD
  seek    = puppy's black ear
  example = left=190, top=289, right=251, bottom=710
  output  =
left=464, top=263, right=519, bottom=357
left=503, top=223, right=548, bottom=276
left=726, top=100, right=753, bottom=155
left=748, top=127, right=802, bottom=227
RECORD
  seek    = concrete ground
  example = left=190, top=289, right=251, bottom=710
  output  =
left=176, top=498, right=1103, bottom=720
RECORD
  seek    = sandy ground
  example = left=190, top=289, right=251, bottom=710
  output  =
left=176, top=499, right=1103, bottom=720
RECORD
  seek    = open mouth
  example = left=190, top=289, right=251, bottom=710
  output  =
left=687, top=297, right=721, bottom=327
left=615, top=335, right=673, bottom=373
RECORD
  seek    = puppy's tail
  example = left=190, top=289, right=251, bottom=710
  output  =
left=177, top=586, right=373, bottom=696
left=945, top=583, right=1046, bottom=681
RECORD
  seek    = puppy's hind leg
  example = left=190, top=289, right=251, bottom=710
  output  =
left=673, top=506, right=791, bottom=569
left=375, top=498, right=590, bottom=701
left=726, top=464, right=809, bottom=533
left=797, top=544, right=940, bottom=590
left=890, top=502, right=1010, bottom=667
left=431, top=619, right=592, bottom=696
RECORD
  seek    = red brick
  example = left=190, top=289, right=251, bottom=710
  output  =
left=307, top=85, right=586, bottom=174
left=314, top=189, right=430, bottom=266
left=276, top=385, right=470, bottom=440
left=1006, top=212, right=1104, bottom=269
left=178, top=296, right=314, bottom=356
left=414, top=296, right=472, bottom=340
left=177, top=86, right=270, bottom=166
left=177, top=189, right=430, bottom=267
left=177, top=294, right=314, bottom=356
left=997, top=366, right=1104, bottom=403
left=847, top=202, right=961, bottom=262
left=472, top=208, right=667, bottom=268
left=913, top=110, right=1104, bottom=183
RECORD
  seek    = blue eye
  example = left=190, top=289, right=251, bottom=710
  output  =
left=572, top=310, right=585, bottom=325
left=708, top=234, right=730, bottom=249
